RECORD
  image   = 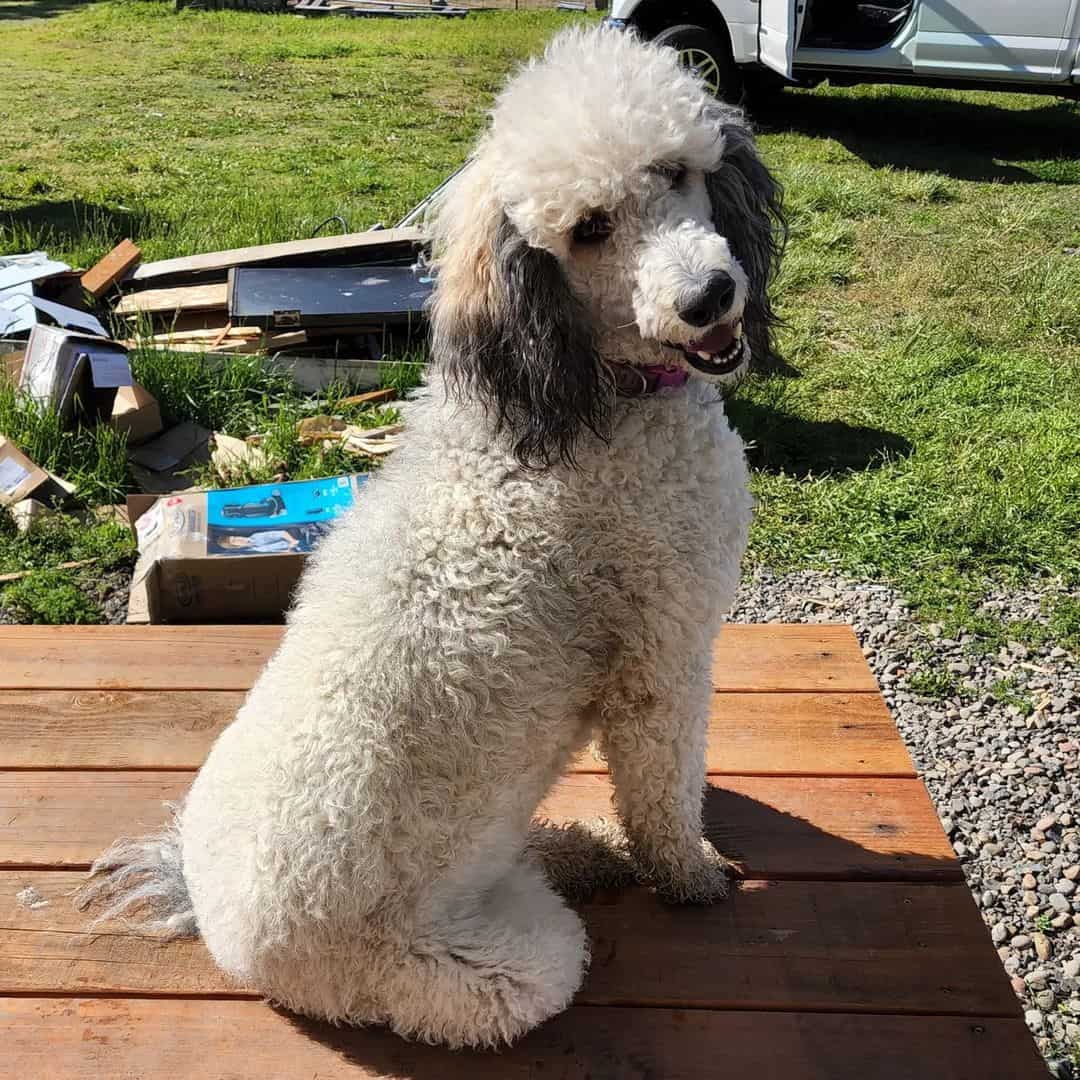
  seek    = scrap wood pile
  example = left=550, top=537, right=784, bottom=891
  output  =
left=113, top=224, right=429, bottom=379
left=0, top=223, right=435, bottom=623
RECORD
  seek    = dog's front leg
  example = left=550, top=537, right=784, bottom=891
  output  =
left=600, top=664, right=729, bottom=903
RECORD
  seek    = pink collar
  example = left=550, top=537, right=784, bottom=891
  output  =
left=611, top=363, right=689, bottom=397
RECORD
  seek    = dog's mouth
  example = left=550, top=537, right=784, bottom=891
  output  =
left=665, top=320, right=746, bottom=375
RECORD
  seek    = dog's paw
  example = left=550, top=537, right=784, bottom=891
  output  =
left=526, top=818, right=640, bottom=903
left=651, top=839, right=733, bottom=905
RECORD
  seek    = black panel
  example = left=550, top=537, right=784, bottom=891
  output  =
left=228, top=265, right=434, bottom=330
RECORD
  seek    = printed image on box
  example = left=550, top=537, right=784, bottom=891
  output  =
left=205, top=475, right=363, bottom=556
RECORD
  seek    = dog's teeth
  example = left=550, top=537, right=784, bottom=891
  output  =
left=697, top=350, right=713, bottom=362
left=734, top=322, right=744, bottom=340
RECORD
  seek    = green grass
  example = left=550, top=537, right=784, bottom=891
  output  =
left=731, top=83, right=1080, bottom=640
left=906, top=665, right=959, bottom=701
left=0, top=377, right=130, bottom=505
left=0, top=1, right=581, bottom=266
left=1, top=0, right=1078, bottom=628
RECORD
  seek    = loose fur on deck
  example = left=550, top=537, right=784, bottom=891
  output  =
left=80, top=26, right=784, bottom=1049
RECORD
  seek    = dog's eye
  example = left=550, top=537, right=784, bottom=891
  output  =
left=656, top=162, right=688, bottom=188
left=572, top=211, right=612, bottom=246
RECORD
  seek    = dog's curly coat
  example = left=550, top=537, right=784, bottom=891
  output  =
left=80, top=27, right=784, bottom=1048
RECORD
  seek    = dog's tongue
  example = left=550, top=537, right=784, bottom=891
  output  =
left=687, top=323, right=736, bottom=354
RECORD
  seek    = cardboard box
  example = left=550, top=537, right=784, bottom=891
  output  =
left=111, top=383, right=163, bottom=445
left=20, top=323, right=131, bottom=424
left=0, top=438, right=50, bottom=507
left=127, top=473, right=366, bottom=623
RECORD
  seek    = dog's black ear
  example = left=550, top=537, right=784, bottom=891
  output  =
left=432, top=209, right=609, bottom=469
left=705, top=120, right=787, bottom=373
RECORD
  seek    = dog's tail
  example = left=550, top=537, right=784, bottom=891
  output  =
left=75, top=802, right=197, bottom=939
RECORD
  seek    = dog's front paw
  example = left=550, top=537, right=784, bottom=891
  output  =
left=650, top=839, right=733, bottom=905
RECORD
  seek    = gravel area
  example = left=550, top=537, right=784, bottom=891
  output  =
left=96, top=565, right=135, bottom=625
left=731, top=568, right=1080, bottom=1073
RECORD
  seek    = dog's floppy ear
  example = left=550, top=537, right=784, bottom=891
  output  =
left=430, top=169, right=609, bottom=469
left=704, top=117, right=787, bottom=372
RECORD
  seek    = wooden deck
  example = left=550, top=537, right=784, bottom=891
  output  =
left=0, top=625, right=1044, bottom=1078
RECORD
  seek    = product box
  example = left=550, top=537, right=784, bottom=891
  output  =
left=20, top=323, right=131, bottom=424
left=0, top=437, right=75, bottom=512
left=127, top=473, right=365, bottom=623
left=0, top=438, right=50, bottom=508
left=110, top=383, right=163, bottom=445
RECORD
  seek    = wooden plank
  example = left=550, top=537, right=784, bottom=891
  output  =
left=0, top=998, right=1046, bottom=1080
left=0, top=691, right=912, bottom=776
left=712, top=624, right=876, bottom=692
left=79, top=239, right=141, bottom=297
left=0, top=871, right=1013, bottom=1016
left=0, top=625, right=871, bottom=692
left=702, top=691, right=915, bottom=776
left=130, top=226, right=424, bottom=284
left=0, top=691, right=245, bottom=769
left=538, top=774, right=959, bottom=882
left=114, top=283, right=228, bottom=317
left=0, top=772, right=958, bottom=879
left=0, top=772, right=182, bottom=868
left=0, top=626, right=282, bottom=690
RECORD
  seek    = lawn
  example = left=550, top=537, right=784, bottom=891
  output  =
left=1, top=0, right=1078, bottom=635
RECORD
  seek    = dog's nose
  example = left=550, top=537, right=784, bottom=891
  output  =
left=678, top=272, right=736, bottom=328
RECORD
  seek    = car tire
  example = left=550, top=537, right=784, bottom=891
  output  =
left=652, top=23, right=742, bottom=103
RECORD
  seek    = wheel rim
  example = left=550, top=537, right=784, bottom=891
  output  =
left=677, top=47, right=722, bottom=96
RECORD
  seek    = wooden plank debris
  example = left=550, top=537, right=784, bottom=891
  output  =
left=129, top=227, right=424, bottom=285
left=80, top=239, right=142, bottom=298
left=115, top=283, right=228, bottom=317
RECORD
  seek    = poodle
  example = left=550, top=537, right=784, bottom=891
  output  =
left=80, top=26, right=785, bottom=1049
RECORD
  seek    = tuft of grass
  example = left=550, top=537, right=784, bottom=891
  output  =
left=127, top=347, right=298, bottom=435
left=1048, top=597, right=1080, bottom=653
left=378, top=354, right=426, bottom=397
left=0, top=512, right=136, bottom=625
left=0, top=379, right=129, bottom=506
left=907, top=666, right=958, bottom=701
left=990, top=677, right=1034, bottom=716
left=0, top=513, right=136, bottom=576
left=0, top=569, right=101, bottom=624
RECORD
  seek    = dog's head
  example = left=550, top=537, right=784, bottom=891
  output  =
left=430, top=26, right=785, bottom=467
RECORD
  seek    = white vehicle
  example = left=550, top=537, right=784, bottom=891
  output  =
left=604, top=0, right=1080, bottom=101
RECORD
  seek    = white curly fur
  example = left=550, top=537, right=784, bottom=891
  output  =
left=81, top=27, right=772, bottom=1049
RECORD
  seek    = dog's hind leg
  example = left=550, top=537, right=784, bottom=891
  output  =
left=525, top=817, right=640, bottom=901
left=380, top=859, right=588, bottom=1048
